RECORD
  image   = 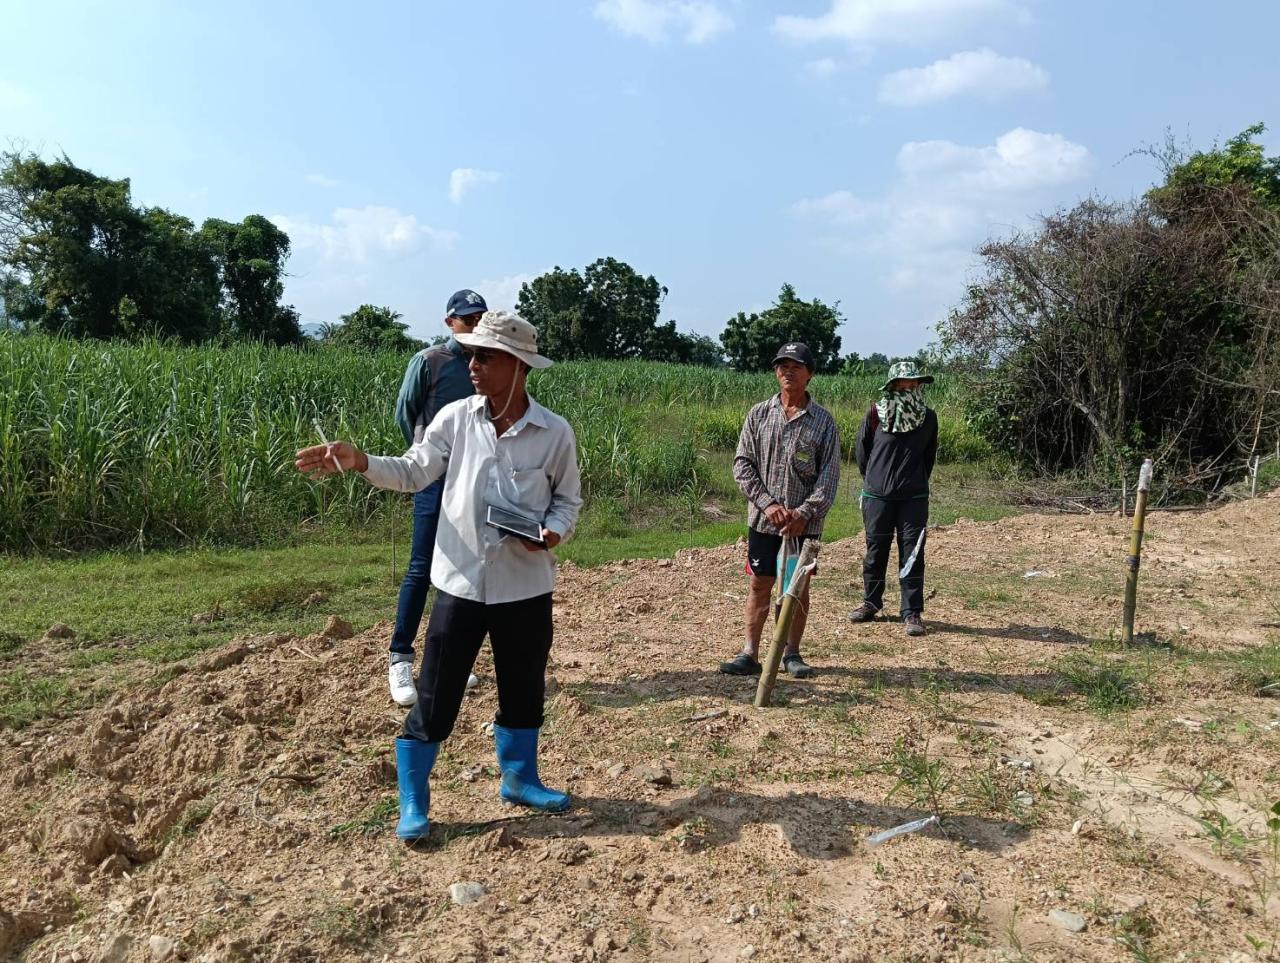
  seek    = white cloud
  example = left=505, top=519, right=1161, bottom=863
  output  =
left=879, top=48, right=1047, bottom=106
left=801, top=58, right=842, bottom=80
left=793, top=128, right=1091, bottom=310
left=306, top=173, right=340, bottom=188
left=270, top=206, right=457, bottom=263
left=775, top=0, right=1028, bottom=48
left=0, top=81, right=33, bottom=110
left=791, top=190, right=876, bottom=225
left=476, top=270, right=550, bottom=313
left=449, top=168, right=502, bottom=204
left=594, top=0, right=733, bottom=44
left=897, top=128, right=1090, bottom=193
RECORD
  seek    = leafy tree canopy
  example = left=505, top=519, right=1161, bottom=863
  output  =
left=720, top=283, right=843, bottom=373
left=321, top=304, right=422, bottom=353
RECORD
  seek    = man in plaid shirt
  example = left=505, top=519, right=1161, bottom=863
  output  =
left=719, top=342, right=841, bottom=679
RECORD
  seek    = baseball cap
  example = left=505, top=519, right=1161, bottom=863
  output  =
left=771, top=342, right=816, bottom=371
left=446, top=289, right=488, bottom=318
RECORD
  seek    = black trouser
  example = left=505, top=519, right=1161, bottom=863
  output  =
left=402, top=590, right=554, bottom=743
left=861, top=496, right=929, bottom=615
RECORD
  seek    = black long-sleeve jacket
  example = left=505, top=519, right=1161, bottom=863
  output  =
left=855, top=407, right=938, bottom=499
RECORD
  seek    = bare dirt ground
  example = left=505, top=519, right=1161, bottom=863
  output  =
left=3, top=498, right=1280, bottom=963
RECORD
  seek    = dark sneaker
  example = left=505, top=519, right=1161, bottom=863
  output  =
left=782, top=653, right=816, bottom=679
left=847, top=603, right=879, bottom=624
left=719, top=653, right=762, bottom=676
left=904, top=612, right=926, bottom=637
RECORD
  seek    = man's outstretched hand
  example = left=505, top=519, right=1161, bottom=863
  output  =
left=295, top=441, right=368, bottom=479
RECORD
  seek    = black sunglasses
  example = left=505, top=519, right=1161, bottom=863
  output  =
left=462, top=348, right=502, bottom=365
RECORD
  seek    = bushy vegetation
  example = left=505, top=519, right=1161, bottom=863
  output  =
left=0, top=333, right=985, bottom=553
left=942, top=126, right=1280, bottom=494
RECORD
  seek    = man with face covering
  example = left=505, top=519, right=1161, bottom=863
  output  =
left=848, top=361, right=938, bottom=637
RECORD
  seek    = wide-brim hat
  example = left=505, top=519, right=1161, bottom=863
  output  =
left=455, top=310, right=552, bottom=369
left=881, top=360, right=934, bottom=391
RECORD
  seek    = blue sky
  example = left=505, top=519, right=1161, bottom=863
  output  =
left=2, top=0, right=1277, bottom=353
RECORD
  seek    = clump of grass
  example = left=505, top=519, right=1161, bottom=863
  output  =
left=0, top=670, right=77, bottom=728
left=880, top=738, right=953, bottom=816
left=329, top=797, right=398, bottom=839
left=1114, top=909, right=1159, bottom=962
left=313, top=897, right=381, bottom=948
left=1057, top=653, right=1147, bottom=713
left=1218, top=643, right=1280, bottom=697
left=237, top=578, right=334, bottom=613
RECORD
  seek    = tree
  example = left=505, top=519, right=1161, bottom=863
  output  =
left=200, top=215, right=300, bottom=344
left=516, top=257, right=667, bottom=360
left=720, top=284, right=843, bottom=372
left=323, top=304, right=422, bottom=353
left=642, top=320, right=724, bottom=366
left=0, top=150, right=301, bottom=344
left=0, top=152, right=151, bottom=338
left=940, top=126, right=1280, bottom=492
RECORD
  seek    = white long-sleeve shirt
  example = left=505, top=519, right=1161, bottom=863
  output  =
left=362, top=393, right=583, bottom=605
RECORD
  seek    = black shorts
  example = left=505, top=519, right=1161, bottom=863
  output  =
left=745, top=527, right=811, bottom=578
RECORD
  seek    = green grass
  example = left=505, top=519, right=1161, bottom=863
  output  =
left=329, top=796, right=398, bottom=838
left=1, top=332, right=989, bottom=554
left=1057, top=652, right=1148, bottom=713
left=0, top=670, right=79, bottom=728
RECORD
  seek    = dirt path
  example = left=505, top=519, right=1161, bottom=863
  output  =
left=3, top=499, right=1279, bottom=962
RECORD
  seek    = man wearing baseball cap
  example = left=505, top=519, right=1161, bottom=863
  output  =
left=295, top=310, right=582, bottom=842
left=386, top=289, right=488, bottom=707
left=720, top=342, right=841, bottom=680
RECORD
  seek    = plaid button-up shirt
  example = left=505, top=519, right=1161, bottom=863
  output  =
left=733, top=393, right=841, bottom=537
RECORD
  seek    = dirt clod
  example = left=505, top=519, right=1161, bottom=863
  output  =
left=321, top=615, right=354, bottom=640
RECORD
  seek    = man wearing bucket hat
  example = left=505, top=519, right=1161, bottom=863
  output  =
left=387, top=289, right=488, bottom=707
left=719, top=342, right=841, bottom=680
left=848, top=360, right=938, bottom=637
left=295, top=309, right=582, bottom=841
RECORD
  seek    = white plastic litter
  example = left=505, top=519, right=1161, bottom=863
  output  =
left=1023, top=570, right=1048, bottom=578
left=864, top=813, right=939, bottom=849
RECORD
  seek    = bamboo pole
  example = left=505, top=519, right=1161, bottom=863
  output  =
left=755, top=540, right=821, bottom=708
left=1121, top=458, right=1153, bottom=647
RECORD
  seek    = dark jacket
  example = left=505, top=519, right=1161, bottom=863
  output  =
left=855, top=407, right=938, bottom=499
left=394, top=337, right=474, bottom=445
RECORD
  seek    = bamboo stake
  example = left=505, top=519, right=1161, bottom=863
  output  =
left=1121, top=458, right=1153, bottom=647
left=755, top=540, right=821, bottom=708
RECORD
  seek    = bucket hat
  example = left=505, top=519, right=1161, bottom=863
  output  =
left=881, top=360, right=934, bottom=392
left=455, top=310, right=552, bottom=370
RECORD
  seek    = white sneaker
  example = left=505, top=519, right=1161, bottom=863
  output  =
left=388, top=661, right=417, bottom=707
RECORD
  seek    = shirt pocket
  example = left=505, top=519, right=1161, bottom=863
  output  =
left=790, top=435, right=820, bottom=483
left=507, top=468, right=552, bottom=518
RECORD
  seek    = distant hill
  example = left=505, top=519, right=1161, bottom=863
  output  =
left=300, top=322, right=325, bottom=340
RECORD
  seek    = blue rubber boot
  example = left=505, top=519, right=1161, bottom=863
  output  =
left=395, top=737, right=439, bottom=840
left=493, top=724, right=570, bottom=812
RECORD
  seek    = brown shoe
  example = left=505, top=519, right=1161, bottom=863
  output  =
left=903, top=612, right=926, bottom=637
left=847, top=603, right=879, bottom=624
